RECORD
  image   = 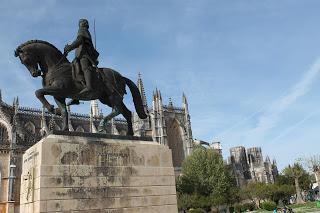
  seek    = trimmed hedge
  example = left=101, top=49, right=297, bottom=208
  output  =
left=188, top=208, right=206, bottom=213
left=261, top=201, right=277, bottom=211
left=233, top=203, right=256, bottom=212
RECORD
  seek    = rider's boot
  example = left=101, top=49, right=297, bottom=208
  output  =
left=79, top=68, right=93, bottom=94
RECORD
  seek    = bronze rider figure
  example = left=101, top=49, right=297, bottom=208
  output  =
left=64, top=19, right=99, bottom=105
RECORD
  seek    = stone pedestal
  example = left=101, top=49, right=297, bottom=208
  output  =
left=20, top=132, right=178, bottom=213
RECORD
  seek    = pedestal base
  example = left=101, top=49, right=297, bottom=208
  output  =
left=20, top=133, right=178, bottom=213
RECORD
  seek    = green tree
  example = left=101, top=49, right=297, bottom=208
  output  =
left=275, top=173, right=312, bottom=191
left=240, top=182, right=270, bottom=207
left=177, top=147, right=235, bottom=210
left=305, top=155, right=320, bottom=189
left=269, top=184, right=295, bottom=204
left=241, top=182, right=295, bottom=206
left=283, top=163, right=306, bottom=204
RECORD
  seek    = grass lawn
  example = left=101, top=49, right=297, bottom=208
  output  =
left=249, top=201, right=320, bottom=213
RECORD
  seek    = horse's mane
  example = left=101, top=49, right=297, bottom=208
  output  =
left=16, top=39, right=62, bottom=54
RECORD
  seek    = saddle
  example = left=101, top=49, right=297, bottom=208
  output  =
left=70, top=59, right=116, bottom=95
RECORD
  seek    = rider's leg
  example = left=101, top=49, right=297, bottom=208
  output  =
left=79, top=58, right=93, bottom=94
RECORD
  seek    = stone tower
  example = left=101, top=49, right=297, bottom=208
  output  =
left=229, top=146, right=277, bottom=186
left=229, top=146, right=251, bottom=186
left=247, top=147, right=264, bottom=182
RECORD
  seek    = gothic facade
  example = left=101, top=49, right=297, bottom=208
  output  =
left=0, top=74, right=194, bottom=212
left=228, top=146, right=278, bottom=187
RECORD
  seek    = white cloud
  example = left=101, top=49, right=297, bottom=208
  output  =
left=247, top=57, right=320, bottom=138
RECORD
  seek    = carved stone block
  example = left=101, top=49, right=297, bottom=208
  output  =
left=20, top=133, right=178, bottom=213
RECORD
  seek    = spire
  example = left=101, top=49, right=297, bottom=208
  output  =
left=67, top=106, right=74, bottom=131
left=0, top=89, right=2, bottom=102
left=153, top=90, right=156, bottom=101
left=272, top=158, right=277, bottom=166
left=157, top=89, right=163, bottom=110
left=265, top=155, right=271, bottom=163
left=168, top=97, right=173, bottom=108
left=137, top=72, right=148, bottom=109
left=158, top=90, right=162, bottom=100
left=182, top=93, right=189, bottom=113
left=40, top=106, right=49, bottom=136
left=13, top=97, right=19, bottom=114
left=111, top=118, right=119, bottom=135
left=90, top=100, right=99, bottom=117
left=182, top=92, right=188, bottom=104
left=89, top=106, right=97, bottom=133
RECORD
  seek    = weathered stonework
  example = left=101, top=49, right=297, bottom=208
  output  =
left=20, top=133, right=178, bottom=213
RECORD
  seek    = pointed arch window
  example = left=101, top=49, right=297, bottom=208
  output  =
left=75, top=126, right=85, bottom=132
left=0, top=123, right=9, bottom=144
left=25, top=121, right=36, bottom=134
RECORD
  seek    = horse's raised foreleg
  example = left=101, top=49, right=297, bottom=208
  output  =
left=98, top=107, right=120, bottom=133
left=54, top=97, right=68, bottom=131
left=35, top=87, right=63, bottom=114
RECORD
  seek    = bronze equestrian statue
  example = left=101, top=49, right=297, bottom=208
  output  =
left=14, top=37, right=147, bottom=135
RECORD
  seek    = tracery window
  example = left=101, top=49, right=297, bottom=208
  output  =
left=25, top=122, right=36, bottom=134
left=24, top=122, right=36, bottom=144
left=0, top=123, right=8, bottom=144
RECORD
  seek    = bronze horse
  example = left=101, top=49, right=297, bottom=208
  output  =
left=15, top=40, right=147, bottom=135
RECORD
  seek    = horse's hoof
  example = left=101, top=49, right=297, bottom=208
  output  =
left=55, top=108, right=62, bottom=116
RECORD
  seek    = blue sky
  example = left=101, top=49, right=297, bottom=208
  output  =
left=0, top=0, right=320, bottom=170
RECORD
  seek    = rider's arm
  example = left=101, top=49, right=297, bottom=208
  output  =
left=67, top=36, right=85, bottom=51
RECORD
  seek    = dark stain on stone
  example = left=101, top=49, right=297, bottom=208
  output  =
left=62, top=175, right=75, bottom=186
left=55, top=202, right=60, bottom=209
left=66, top=187, right=105, bottom=199
left=147, top=155, right=160, bottom=166
left=56, top=177, right=62, bottom=184
left=143, top=188, right=152, bottom=195
left=130, top=149, right=145, bottom=166
left=55, top=191, right=67, bottom=197
left=51, top=144, right=61, bottom=158
left=60, top=151, right=78, bottom=164
left=80, top=147, right=95, bottom=165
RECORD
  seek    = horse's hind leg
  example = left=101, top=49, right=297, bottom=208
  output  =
left=98, top=108, right=120, bottom=133
left=117, top=102, right=133, bottom=136
left=54, top=97, right=68, bottom=131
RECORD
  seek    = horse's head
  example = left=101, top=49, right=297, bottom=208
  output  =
left=15, top=43, right=41, bottom=78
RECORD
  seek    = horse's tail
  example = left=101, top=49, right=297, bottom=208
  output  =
left=124, top=77, right=148, bottom=119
